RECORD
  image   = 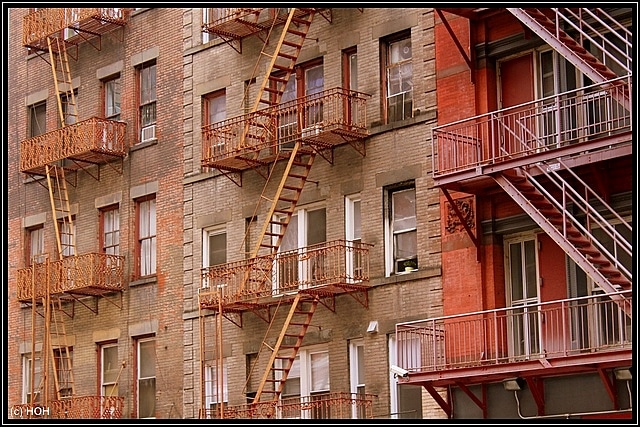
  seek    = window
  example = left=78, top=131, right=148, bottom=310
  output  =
left=22, top=353, right=42, bottom=404
left=385, top=184, right=417, bottom=275
left=29, top=102, right=46, bottom=138
left=343, top=47, right=358, bottom=91
left=202, top=8, right=215, bottom=44
left=203, top=229, right=226, bottom=268
left=58, top=218, right=75, bottom=257
left=104, top=76, right=121, bottom=121
left=384, top=32, right=413, bottom=123
left=59, top=91, right=78, bottom=127
left=27, top=225, right=45, bottom=265
left=203, top=90, right=226, bottom=156
left=389, top=335, right=422, bottom=419
left=204, top=359, right=228, bottom=415
left=277, top=346, right=329, bottom=419
left=101, top=343, right=119, bottom=398
left=349, top=339, right=366, bottom=419
left=53, top=347, right=73, bottom=398
left=100, top=205, right=120, bottom=256
left=136, top=337, right=156, bottom=418
left=274, top=207, right=326, bottom=294
left=345, top=195, right=363, bottom=282
left=136, top=196, right=156, bottom=277
left=274, top=61, right=324, bottom=150
left=138, top=61, right=157, bottom=142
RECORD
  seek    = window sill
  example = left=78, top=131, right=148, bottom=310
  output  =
left=130, top=275, right=157, bottom=287
left=130, top=138, right=158, bottom=152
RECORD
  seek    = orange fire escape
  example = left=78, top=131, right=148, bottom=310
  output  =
left=396, top=8, right=632, bottom=417
left=15, top=8, right=130, bottom=419
left=198, top=8, right=376, bottom=419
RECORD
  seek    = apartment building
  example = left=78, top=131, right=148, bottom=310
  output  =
left=394, top=7, right=634, bottom=420
left=8, top=8, right=185, bottom=419
left=8, top=7, right=447, bottom=420
left=181, top=8, right=444, bottom=420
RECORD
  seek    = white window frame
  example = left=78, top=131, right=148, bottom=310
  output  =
left=101, top=343, right=119, bottom=398
left=29, top=225, right=45, bottom=265
left=137, top=197, right=156, bottom=277
left=389, top=335, right=422, bottom=419
left=345, top=194, right=362, bottom=283
left=272, top=207, right=326, bottom=295
left=349, top=338, right=365, bottom=419
left=22, top=353, right=42, bottom=404
left=276, top=345, right=329, bottom=419
left=384, top=185, right=417, bottom=276
left=204, top=359, right=228, bottom=409
left=59, top=219, right=76, bottom=257
left=137, top=337, right=156, bottom=419
left=102, top=205, right=120, bottom=256
left=385, top=34, right=413, bottom=122
left=202, top=8, right=212, bottom=44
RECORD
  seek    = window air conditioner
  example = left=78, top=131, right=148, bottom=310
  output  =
left=141, top=124, right=156, bottom=142
left=302, top=123, right=322, bottom=138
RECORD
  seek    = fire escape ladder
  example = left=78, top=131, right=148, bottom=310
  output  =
left=507, top=9, right=632, bottom=109
left=250, top=8, right=315, bottom=113
left=46, top=165, right=76, bottom=259
left=495, top=165, right=631, bottom=318
left=47, top=36, right=79, bottom=128
left=252, top=142, right=316, bottom=259
left=49, top=296, right=76, bottom=400
left=252, top=293, right=319, bottom=404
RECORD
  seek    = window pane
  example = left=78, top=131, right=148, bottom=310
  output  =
left=349, top=53, right=358, bottom=91
left=310, top=352, right=329, bottom=391
left=395, top=230, right=417, bottom=261
left=208, top=95, right=226, bottom=124
left=208, top=232, right=226, bottom=266
left=353, top=200, right=361, bottom=241
left=307, top=209, right=326, bottom=246
left=103, top=346, right=119, bottom=383
left=139, top=340, right=156, bottom=378
left=105, top=78, right=121, bottom=119
left=392, top=189, right=416, bottom=231
left=138, top=378, right=156, bottom=418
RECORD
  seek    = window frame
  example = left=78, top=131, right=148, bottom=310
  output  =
left=202, top=227, right=227, bottom=268
left=204, top=358, right=228, bottom=412
left=100, top=342, right=119, bottom=398
left=100, top=204, right=120, bottom=256
left=135, top=195, right=157, bottom=278
left=136, top=336, right=156, bottom=419
left=382, top=31, right=413, bottom=124
left=28, top=101, right=46, bottom=138
left=58, top=216, right=76, bottom=258
left=384, top=183, right=418, bottom=276
left=138, top=61, right=157, bottom=143
left=27, top=224, right=45, bottom=266
left=103, top=75, right=122, bottom=121
left=348, top=338, right=366, bottom=419
left=345, top=194, right=363, bottom=282
left=22, top=353, right=42, bottom=404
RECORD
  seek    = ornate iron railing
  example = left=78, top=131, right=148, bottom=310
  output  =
left=16, top=253, right=125, bottom=302
left=198, top=239, right=372, bottom=309
left=9, top=396, right=124, bottom=419
left=200, top=391, right=377, bottom=419
left=20, top=117, right=128, bottom=173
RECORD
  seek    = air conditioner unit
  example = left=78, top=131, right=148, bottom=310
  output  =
left=141, top=124, right=156, bottom=142
left=302, top=123, right=322, bottom=138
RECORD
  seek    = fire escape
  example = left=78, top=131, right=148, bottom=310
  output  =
left=198, top=8, right=375, bottom=419
left=395, top=8, right=632, bottom=418
left=15, top=8, right=130, bottom=419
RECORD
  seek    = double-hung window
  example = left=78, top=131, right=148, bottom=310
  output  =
left=384, top=32, right=413, bottom=123
left=139, top=61, right=157, bottom=143
left=385, top=184, right=417, bottom=275
left=22, top=353, right=42, bottom=404
left=136, top=196, right=156, bottom=277
left=136, top=337, right=156, bottom=418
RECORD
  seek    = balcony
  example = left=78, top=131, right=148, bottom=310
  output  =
left=200, top=391, right=377, bottom=419
left=23, top=8, right=130, bottom=52
left=202, top=8, right=325, bottom=42
left=10, top=396, right=124, bottom=419
left=198, top=239, right=372, bottom=312
left=395, top=291, right=632, bottom=388
left=20, top=117, right=128, bottom=176
left=201, top=87, right=370, bottom=173
left=16, top=253, right=125, bottom=303
left=432, top=76, right=632, bottom=189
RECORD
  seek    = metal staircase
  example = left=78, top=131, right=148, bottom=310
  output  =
left=49, top=297, right=75, bottom=400
left=494, top=161, right=632, bottom=317
left=508, top=8, right=631, bottom=108
left=252, top=294, right=319, bottom=405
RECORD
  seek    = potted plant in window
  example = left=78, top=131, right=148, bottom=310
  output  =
left=402, top=259, right=417, bottom=272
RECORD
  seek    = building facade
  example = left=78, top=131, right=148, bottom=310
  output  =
left=395, top=7, right=633, bottom=420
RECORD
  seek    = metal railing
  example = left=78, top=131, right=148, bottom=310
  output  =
left=17, top=253, right=125, bottom=302
left=198, top=239, right=372, bottom=309
left=201, top=87, right=370, bottom=164
left=432, top=76, right=631, bottom=178
left=23, top=8, right=129, bottom=47
left=200, top=391, right=377, bottom=419
left=20, top=117, right=128, bottom=173
left=10, top=396, right=124, bottom=419
left=395, top=291, right=632, bottom=373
